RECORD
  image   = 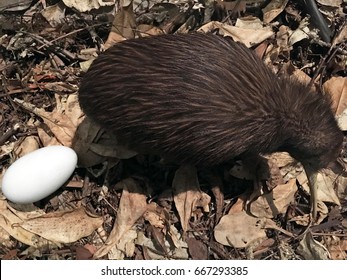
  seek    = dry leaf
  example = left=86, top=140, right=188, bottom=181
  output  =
left=73, top=118, right=136, bottom=167
left=214, top=210, right=267, bottom=248
left=37, top=127, right=60, bottom=146
left=316, top=0, right=343, bottom=8
left=296, top=231, right=331, bottom=260
left=198, top=21, right=274, bottom=48
left=235, top=17, right=264, bottom=29
left=0, top=199, right=50, bottom=248
left=336, top=174, right=347, bottom=201
left=62, top=0, right=115, bottom=12
left=94, top=178, right=147, bottom=259
left=262, top=0, right=289, bottom=23
left=41, top=2, right=66, bottom=27
left=137, top=24, right=164, bottom=37
left=107, top=229, right=138, bottom=260
left=172, top=165, right=210, bottom=232
left=21, top=207, right=103, bottom=244
left=167, top=224, right=188, bottom=250
left=337, top=108, right=347, bottom=131
left=290, top=200, right=328, bottom=225
left=13, top=136, right=40, bottom=158
left=248, top=179, right=297, bottom=218
left=0, top=0, right=32, bottom=12
left=292, top=68, right=313, bottom=84
left=143, top=203, right=166, bottom=229
left=300, top=169, right=340, bottom=206
left=332, top=24, right=347, bottom=46
left=266, top=152, right=296, bottom=167
left=136, top=226, right=189, bottom=260
left=323, top=77, right=347, bottom=116
left=324, top=236, right=347, bottom=260
left=104, top=1, right=136, bottom=49
left=136, top=231, right=165, bottom=260
left=14, top=94, right=83, bottom=147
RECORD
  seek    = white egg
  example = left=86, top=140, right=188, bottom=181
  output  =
left=2, top=146, right=78, bottom=204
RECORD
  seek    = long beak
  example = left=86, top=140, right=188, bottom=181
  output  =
left=303, top=165, right=318, bottom=222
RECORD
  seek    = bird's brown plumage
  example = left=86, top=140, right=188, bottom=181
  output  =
left=78, top=33, right=343, bottom=170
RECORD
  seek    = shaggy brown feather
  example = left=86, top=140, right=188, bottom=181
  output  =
left=78, top=33, right=343, bottom=170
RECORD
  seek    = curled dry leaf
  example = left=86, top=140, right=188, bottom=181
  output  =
left=20, top=207, right=103, bottom=244
left=248, top=178, right=297, bottom=218
left=0, top=199, right=50, bottom=248
left=94, top=178, right=147, bottom=259
left=172, top=164, right=210, bottom=232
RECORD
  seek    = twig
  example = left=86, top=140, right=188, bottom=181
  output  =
left=0, top=124, right=20, bottom=146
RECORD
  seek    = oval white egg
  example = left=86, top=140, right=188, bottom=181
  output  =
left=2, top=146, right=78, bottom=204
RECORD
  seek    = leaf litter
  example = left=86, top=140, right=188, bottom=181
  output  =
left=0, top=0, right=346, bottom=260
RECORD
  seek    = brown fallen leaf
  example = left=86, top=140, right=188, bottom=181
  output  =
left=13, top=136, right=40, bottom=158
left=323, top=76, right=347, bottom=116
left=298, top=169, right=341, bottom=206
left=324, top=236, right=347, bottom=260
left=198, top=21, right=274, bottom=48
left=143, top=202, right=167, bottom=229
left=73, top=117, right=137, bottom=168
left=248, top=178, right=297, bottom=218
left=104, top=0, right=136, bottom=49
left=20, top=207, right=103, bottom=244
left=336, top=174, right=347, bottom=202
left=108, top=229, right=138, bottom=259
left=262, top=0, right=289, bottom=23
left=214, top=198, right=267, bottom=248
left=172, top=164, right=210, bottom=232
left=0, top=199, right=49, bottom=248
left=265, top=152, right=296, bottom=168
left=290, top=200, right=329, bottom=226
left=14, top=94, right=84, bottom=147
left=94, top=178, right=147, bottom=259
left=136, top=225, right=189, bottom=260
left=62, top=0, right=114, bottom=12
